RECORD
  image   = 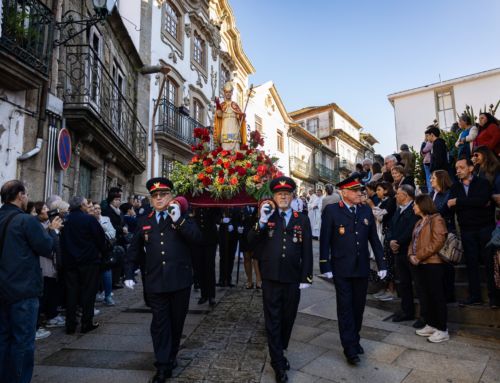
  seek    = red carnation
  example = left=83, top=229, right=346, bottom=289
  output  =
left=228, top=167, right=236, bottom=175
left=230, top=177, right=238, bottom=185
left=235, top=152, right=245, bottom=160
left=236, top=167, right=247, bottom=176
left=257, top=164, right=267, bottom=175
left=217, top=158, right=223, bottom=165
left=245, top=162, right=252, bottom=168
left=220, top=150, right=229, bottom=157
left=218, top=177, right=225, bottom=184
left=203, top=158, right=213, bottom=167
left=223, top=161, right=231, bottom=169
left=241, top=144, right=249, bottom=150
left=205, top=166, right=213, bottom=174
left=202, top=177, right=212, bottom=187
left=197, top=173, right=205, bottom=181
left=218, top=170, right=224, bottom=177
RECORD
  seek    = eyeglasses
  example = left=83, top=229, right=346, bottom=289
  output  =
left=151, top=191, right=171, bottom=199
left=472, top=153, right=479, bottom=158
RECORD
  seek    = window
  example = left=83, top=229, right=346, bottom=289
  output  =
left=193, top=32, right=205, bottom=67
left=162, top=156, right=176, bottom=178
left=164, top=2, right=180, bottom=41
left=79, top=162, right=93, bottom=199
left=435, top=88, right=455, bottom=130
left=112, top=60, right=125, bottom=135
left=193, top=99, right=204, bottom=123
left=220, top=65, right=230, bottom=97
left=255, top=115, right=263, bottom=133
left=88, top=31, right=101, bottom=105
left=237, top=84, right=244, bottom=107
left=277, top=129, right=284, bottom=153
left=307, top=118, right=318, bottom=136
left=166, top=78, right=178, bottom=105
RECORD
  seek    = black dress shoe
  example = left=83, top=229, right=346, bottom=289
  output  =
left=81, top=322, right=99, bottom=334
left=356, top=345, right=364, bottom=355
left=197, top=297, right=208, bottom=305
left=209, top=298, right=216, bottom=306
left=150, top=369, right=171, bottom=383
left=284, top=357, right=290, bottom=370
left=458, top=298, right=483, bottom=307
left=346, top=354, right=361, bottom=365
left=412, top=318, right=426, bottom=329
left=392, top=313, right=414, bottom=322
left=274, top=369, right=288, bottom=382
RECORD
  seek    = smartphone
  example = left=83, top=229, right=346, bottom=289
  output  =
left=48, top=208, right=60, bottom=222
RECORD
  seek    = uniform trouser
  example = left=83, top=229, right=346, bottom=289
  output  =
left=262, top=280, right=300, bottom=371
left=218, top=234, right=237, bottom=285
left=199, top=244, right=217, bottom=299
left=415, top=264, right=447, bottom=331
left=333, top=276, right=368, bottom=357
left=65, top=264, right=100, bottom=330
left=395, top=252, right=416, bottom=318
left=146, top=287, right=191, bottom=371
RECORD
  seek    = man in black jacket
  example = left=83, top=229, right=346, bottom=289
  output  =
left=61, top=196, right=106, bottom=334
left=217, top=207, right=240, bottom=287
left=448, top=158, right=498, bottom=307
left=124, top=177, right=201, bottom=383
left=0, top=180, right=60, bottom=383
left=426, top=126, right=449, bottom=172
left=386, top=185, right=421, bottom=322
left=248, top=176, right=313, bottom=383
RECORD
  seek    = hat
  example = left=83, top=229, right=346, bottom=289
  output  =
left=269, top=176, right=296, bottom=193
left=107, top=187, right=122, bottom=202
left=336, top=173, right=363, bottom=190
left=146, top=177, right=173, bottom=194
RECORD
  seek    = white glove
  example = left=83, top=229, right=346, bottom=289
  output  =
left=299, top=283, right=311, bottom=290
left=237, top=226, right=244, bottom=234
left=323, top=272, right=333, bottom=279
left=377, top=270, right=388, bottom=280
left=124, top=279, right=135, bottom=290
left=228, top=224, right=234, bottom=233
left=167, top=204, right=181, bottom=223
left=259, top=203, right=275, bottom=224
left=222, top=217, right=231, bottom=224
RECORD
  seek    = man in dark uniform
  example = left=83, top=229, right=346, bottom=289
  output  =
left=217, top=207, right=240, bottom=287
left=191, top=207, right=219, bottom=305
left=124, top=177, right=201, bottom=383
left=248, top=176, right=313, bottom=383
left=320, top=174, right=387, bottom=365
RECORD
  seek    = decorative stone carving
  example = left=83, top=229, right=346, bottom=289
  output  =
left=182, top=84, right=190, bottom=107
left=160, top=35, right=182, bottom=62
left=210, top=65, right=217, bottom=100
left=184, top=23, right=192, bottom=38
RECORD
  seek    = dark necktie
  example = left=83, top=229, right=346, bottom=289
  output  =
left=350, top=206, right=356, bottom=215
left=280, top=211, right=287, bottom=227
left=159, top=211, right=165, bottom=225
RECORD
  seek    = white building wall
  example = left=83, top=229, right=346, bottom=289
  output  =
left=392, top=72, right=500, bottom=152
left=333, top=112, right=360, bottom=141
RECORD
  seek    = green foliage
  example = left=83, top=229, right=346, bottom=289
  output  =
left=440, top=128, right=460, bottom=169
left=410, top=146, right=426, bottom=189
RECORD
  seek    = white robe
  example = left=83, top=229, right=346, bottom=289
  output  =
left=308, top=194, right=322, bottom=237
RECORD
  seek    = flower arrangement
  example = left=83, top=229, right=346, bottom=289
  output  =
left=171, top=128, right=282, bottom=200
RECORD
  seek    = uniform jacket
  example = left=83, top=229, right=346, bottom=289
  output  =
left=319, top=202, right=385, bottom=278
left=191, top=208, right=219, bottom=245
left=0, top=204, right=55, bottom=303
left=408, top=214, right=447, bottom=264
left=238, top=206, right=257, bottom=252
left=247, top=210, right=313, bottom=284
left=125, top=211, right=202, bottom=293
left=60, top=210, right=106, bottom=267
left=386, top=202, right=420, bottom=257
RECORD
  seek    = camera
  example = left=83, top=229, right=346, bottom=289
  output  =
left=47, top=208, right=60, bottom=222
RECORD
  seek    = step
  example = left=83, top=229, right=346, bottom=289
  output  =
left=366, top=295, right=500, bottom=328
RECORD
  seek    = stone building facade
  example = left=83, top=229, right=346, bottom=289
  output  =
left=0, top=0, right=150, bottom=202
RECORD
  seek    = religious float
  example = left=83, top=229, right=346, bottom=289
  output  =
left=171, top=82, right=283, bottom=207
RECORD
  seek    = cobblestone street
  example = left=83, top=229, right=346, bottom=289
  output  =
left=32, top=243, right=500, bottom=383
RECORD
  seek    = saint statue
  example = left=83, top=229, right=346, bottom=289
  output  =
left=213, top=81, right=247, bottom=151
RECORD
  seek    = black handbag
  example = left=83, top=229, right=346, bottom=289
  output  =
left=102, top=239, right=125, bottom=269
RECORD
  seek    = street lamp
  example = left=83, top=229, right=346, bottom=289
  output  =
left=54, top=0, right=117, bottom=46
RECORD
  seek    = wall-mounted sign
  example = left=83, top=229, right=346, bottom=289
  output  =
left=57, top=128, right=72, bottom=170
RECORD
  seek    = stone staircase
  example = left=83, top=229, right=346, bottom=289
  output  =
left=365, top=264, right=500, bottom=330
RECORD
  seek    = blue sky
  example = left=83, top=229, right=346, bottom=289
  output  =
left=229, top=0, right=500, bottom=155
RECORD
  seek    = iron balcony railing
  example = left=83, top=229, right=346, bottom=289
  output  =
left=290, top=156, right=316, bottom=178
left=60, top=44, right=147, bottom=163
left=317, top=164, right=340, bottom=184
left=0, top=0, right=54, bottom=75
left=339, top=157, right=356, bottom=171
left=155, top=98, right=205, bottom=146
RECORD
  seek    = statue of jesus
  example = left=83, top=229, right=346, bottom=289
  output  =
left=214, top=81, right=247, bottom=151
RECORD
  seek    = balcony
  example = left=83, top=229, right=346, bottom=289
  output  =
left=0, top=0, right=54, bottom=89
left=60, top=44, right=147, bottom=172
left=155, top=98, right=209, bottom=155
left=338, top=157, right=356, bottom=172
left=317, top=164, right=340, bottom=184
left=290, top=156, right=317, bottom=181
